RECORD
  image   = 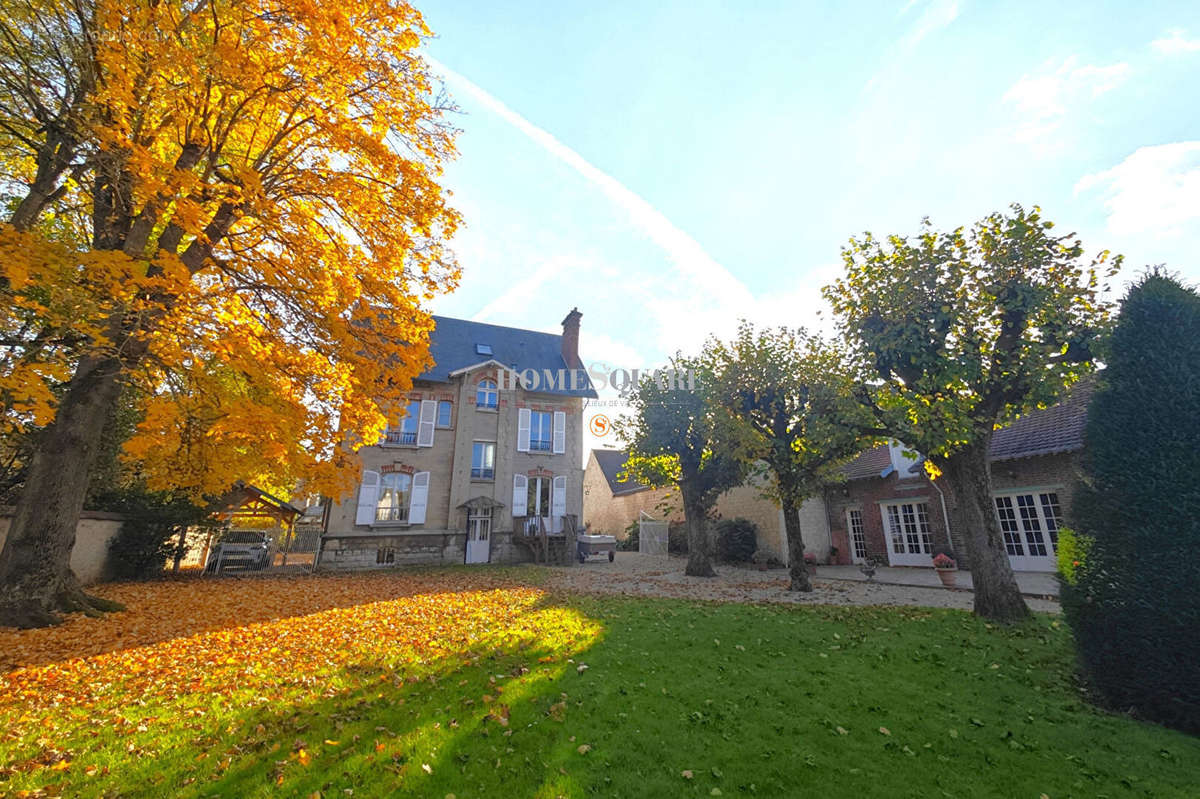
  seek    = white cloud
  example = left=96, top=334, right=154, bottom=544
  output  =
left=1151, top=28, right=1200, bottom=55
left=1003, top=56, right=1130, bottom=146
left=1075, top=142, right=1200, bottom=236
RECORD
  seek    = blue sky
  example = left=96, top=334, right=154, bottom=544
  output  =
left=417, top=1, right=1200, bottom=451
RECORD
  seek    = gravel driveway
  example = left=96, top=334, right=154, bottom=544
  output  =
left=545, top=552, right=1062, bottom=614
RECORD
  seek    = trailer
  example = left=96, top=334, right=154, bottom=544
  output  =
left=576, top=533, right=616, bottom=563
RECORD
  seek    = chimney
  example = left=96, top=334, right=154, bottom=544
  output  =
left=561, top=307, right=583, bottom=369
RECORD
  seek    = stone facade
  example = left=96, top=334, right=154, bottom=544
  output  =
left=322, top=312, right=593, bottom=569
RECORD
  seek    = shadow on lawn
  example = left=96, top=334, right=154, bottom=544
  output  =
left=0, top=565, right=551, bottom=671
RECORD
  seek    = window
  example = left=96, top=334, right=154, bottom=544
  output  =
left=472, top=442, right=496, bottom=480
left=376, top=547, right=395, bottom=564
left=476, top=379, right=498, bottom=409
left=384, top=400, right=419, bottom=445
left=883, top=501, right=932, bottom=555
left=436, top=400, right=453, bottom=428
left=476, top=343, right=493, bottom=356
left=375, top=472, right=412, bottom=522
left=847, top=508, right=868, bottom=562
left=529, top=411, right=552, bottom=451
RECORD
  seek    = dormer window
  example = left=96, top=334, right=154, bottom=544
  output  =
left=476, top=343, right=492, bottom=356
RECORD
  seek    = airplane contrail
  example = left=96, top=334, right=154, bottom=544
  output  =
left=426, top=56, right=755, bottom=312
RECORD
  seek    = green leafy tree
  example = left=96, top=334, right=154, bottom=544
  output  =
left=617, top=358, right=744, bottom=577
left=706, top=323, right=868, bottom=591
left=1062, top=271, right=1200, bottom=733
left=825, top=205, right=1119, bottom=622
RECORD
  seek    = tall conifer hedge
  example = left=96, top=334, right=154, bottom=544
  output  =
left=1062, top=271, right=1200, bottom=733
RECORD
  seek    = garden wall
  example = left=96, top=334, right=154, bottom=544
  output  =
left=0, top=509, right=124, bottom=585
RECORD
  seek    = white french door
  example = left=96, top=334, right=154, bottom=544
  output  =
left=846, top=508, right=868, bottom=564
left=524, top=477, right=563, bottom=534
left=880, top=501, right=933, bottom=567
left=993, top=491, right=1062, bottom=572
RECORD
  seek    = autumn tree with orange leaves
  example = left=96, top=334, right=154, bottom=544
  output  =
left=0, top=0, right=460, bottom=627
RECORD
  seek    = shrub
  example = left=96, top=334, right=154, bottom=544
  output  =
left=98, top=488, right=214, bottom=579
left=715, top=518, right=758, bottom=562
left=1061, top=271, right=1200, bottom=734
left=667, top=521, right=689, bottom=554
left=617, top=520, right=640, bottom=551
left=1054, top=526, right=1091, bottom=587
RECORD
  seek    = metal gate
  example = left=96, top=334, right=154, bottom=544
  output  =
left=638, top=515, right=668, bottom=556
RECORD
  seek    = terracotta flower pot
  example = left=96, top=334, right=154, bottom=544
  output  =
left=935, top=567, right=957, bottom=587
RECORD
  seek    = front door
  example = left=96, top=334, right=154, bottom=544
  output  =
left=466, top=514, right=491, bottom=564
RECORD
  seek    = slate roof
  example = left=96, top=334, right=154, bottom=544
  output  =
left=841, top=378, right=1095, bottom=479
left=416, top=315, right=598, bottom=398
left=591, top=449, right=651, bottom=496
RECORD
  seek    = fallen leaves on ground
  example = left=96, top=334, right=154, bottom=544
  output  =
left=0, top=569, right=600, bottom=794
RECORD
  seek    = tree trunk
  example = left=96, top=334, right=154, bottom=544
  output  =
left=781, top=496, right=812, bottom=591
left=0, top=355, right=127, bottom=628
left=940, top=439, right=1031, bottom=623
left=681, top=484, right=715, bottom=577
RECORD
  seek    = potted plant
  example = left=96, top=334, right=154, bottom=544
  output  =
left=803, top=551, right=818, bottom=576
left=932, top=552, right=957, bottom=587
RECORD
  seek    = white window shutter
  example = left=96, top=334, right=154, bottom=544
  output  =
left=517, top=407, right=531, bottom=452
left=512, top=474, right=528, bottom=516
left=409, top=471, right=429, bottom=524
left=552, top=411, right=566, bottom=454
left=551, top=475, right=566, bottom=519
left=417, top=400, right=436, bottom=447
left=355, top=470, right=381, bottom=526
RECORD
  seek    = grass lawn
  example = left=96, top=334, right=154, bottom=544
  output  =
left=1, top=569, right=1197, bottom=798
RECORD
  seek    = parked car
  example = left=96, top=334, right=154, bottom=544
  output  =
left=205, top=530, right=274, bottom=573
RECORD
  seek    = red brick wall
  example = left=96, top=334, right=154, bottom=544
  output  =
left=824, top=475, right=952, bottom=566
left=824, top=451, right=1081, bottom=569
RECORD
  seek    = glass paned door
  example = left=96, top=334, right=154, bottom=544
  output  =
left=880, top=501, right=933, bottom=566
left=847, top=509, right=868, bottom=563
left=994, top=491, right=1062, bottom=572
left=523, top=477, right=562, bottom=533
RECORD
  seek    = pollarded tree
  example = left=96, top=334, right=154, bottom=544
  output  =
left=617, top=358, right=745, bottom=577
left=825, top=205, right=1120, bottom=622
left=706, top=323, right=869, bottom=591
left=0, top=0, right=460, bottom=627
left=1063, top=271, right=1200, bottom=733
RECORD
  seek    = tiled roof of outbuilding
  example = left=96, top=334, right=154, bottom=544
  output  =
left=989, top=377, right=1095, bottom=461
left=840, top=377, right=1096, bottom=479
